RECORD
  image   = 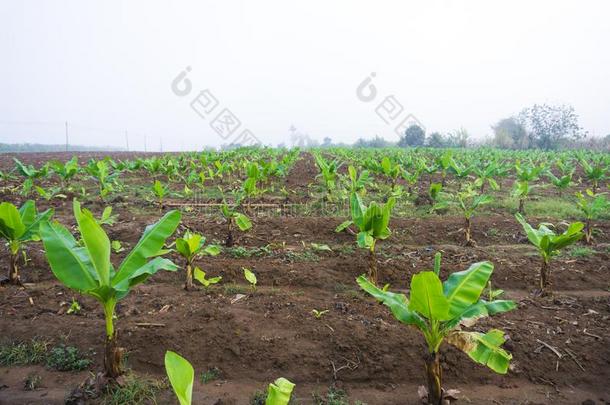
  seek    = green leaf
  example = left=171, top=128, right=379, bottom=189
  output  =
left=409, top=271, right=450, bottom=321
left=40, top=221, right=98, bottom=292
left=234, top=213, right=252, bottom=231
left=357, top=275, right=426, bottom=329
left=356, top=231, right=374, bottom=249
left=443, top=261, right=494, bottom=318
left=266, top=377, right=295, bottom=405
left=335, top=220, right=353, bottom=233
left=515, top=213, right=540, bottom=248
left=164, top=351, right=194, bottom=405
left=449, top=329, right=512, bottom=374
left=203, top=244, right=221, bottom=256
left=310, top=243, right=332, bottom=252
left=482, top=299, right=517, bottom=316
left=0, top=202, right=25, bottom=240
left=73, top=200, right=111, bottom=286
left=433, top=252, right=441, bottom=276
left=243, top=267, right=257, bottom=286
left=113, top=257, right=178, bottom=296
left=194, top=267, right=222, bottom=287
left=115, top=210, right=181, bottom=286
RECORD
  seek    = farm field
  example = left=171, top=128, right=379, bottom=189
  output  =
left=0, top=148, right=609, bottom=405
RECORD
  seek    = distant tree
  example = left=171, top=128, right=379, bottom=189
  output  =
left=398, top=125, right=426, bottom=147
left=492, top=117, right=528, bottom=149
left=426, top=132, right=446, bottom=148
left=322, top=137, right=333, bottom=147
left=518, top=104, right=586, bottom=150
left=354, top=135, right=393, bottom=148
left=446, top=128, right=470, bottom=148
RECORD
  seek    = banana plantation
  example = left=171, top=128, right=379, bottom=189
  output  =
left=0, top=147, right=608, bottom=404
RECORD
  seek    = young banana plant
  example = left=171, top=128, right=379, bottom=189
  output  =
left=50, top=156, right=79, bottom=189
left=575, top=190, right=610, bottom=244
left=428, top=183, right=448, bottom=213
left=175, top=230, right=220, bottom=290
left=0, top=201, right=53, bottom=284
left=339, top=193, right=394, bottom=285
left=380, top=156, right=403, bottom=190
left=454, top=185, right=492, bottom=246
left=515, top=213, right=584, bottom=295
left=580, top=159, right=606, bottom=194
left=344, top=165, right=370, bottom=196
left=357, top=258, right=516, bottom=405
left=511, top=180, right=531, bottom=215
left=40, top=201, right=181, bottom=378
left=152, top=180, right=168, bottom=209
left=220, top=199, right=252, bottom=247
left=546, top=172, right=573, bottom=197
left=313, top=152, right=342, bottom=201
left=165, top=351, right=295, bottom=405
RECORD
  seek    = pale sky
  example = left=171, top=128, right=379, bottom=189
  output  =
left=1, top=0, right=609, bottom=150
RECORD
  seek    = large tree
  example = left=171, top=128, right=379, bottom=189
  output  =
left=518, top=104, right=585, bottom=150
left=427, top=132, right=447, bottom=148
left=399, top=124, right=425, bottom=147
left=492, top=117, right=528, bottom=149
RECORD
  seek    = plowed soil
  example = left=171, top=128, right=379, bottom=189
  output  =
left=0, top=152, right=608, bottom=405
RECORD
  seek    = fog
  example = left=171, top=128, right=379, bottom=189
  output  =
left=1, top=0, right=609, bottom=150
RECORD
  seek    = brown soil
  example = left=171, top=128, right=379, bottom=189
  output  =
left=0, top=152, right=609, bottom=404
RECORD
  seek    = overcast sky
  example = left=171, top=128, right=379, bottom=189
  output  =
left=1, top=0, right=609, bottom=150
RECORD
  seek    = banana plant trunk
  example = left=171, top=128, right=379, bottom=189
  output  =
left=584, top=219, right=593, bottom=245
left=425, top=352, right=443, bottom=405
left=8, top=251, right=19, bottom=284
left=464, top=217, right=473, bottom=246
left=518, top=198, right=525, bottom=215
left=368, top=245, right=378, bottom=286
left=185, top=263, right=194, bottom=290
left=539, top=259, right=550, bottom=295
left=104, top=334, right=123, bottom=379
left=226, top=220, right=234, bottom=247
left=103, top=306, right=123, bottom=379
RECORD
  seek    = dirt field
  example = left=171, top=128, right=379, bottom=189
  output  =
left=0, top=152, right=609, bottom=404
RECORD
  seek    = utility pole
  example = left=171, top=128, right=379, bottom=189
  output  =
left=125, top=131, right=129, bottom=151
left=144, top=134, right=147, bottom=152
left=160, top=137, right=163, bottom=153
left=65, top=121, right=69, bottom=152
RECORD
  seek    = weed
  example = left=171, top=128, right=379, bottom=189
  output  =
left=0, top=339, right=48, bottom=366
left=102, top=373, right=164, bottom=405
left=250, top=390, right=267, bottom=405
left=23, top=373, right=42, bottom=391
left=45, top=345, right=91, bottom=371
left=284, top=250, right=319, bottom=263
left=201, top=367, right=222, bottom=384
left=568, top=246, right=596, bottom=258
left=336, top=245, right=355, bottom=255
left=223, top=283, right=250, bottom=295
left=313, top=386, right=366, bottom=405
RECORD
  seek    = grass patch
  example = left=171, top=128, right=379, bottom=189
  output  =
left=201, top=367, right=222, bottom=384
left=45, top=345, right=91, bottom=371
left=223, top=283, right=251, bottom=295
left=312, top=386, right=367, bottom=405
left=102, top=373, right=165, bottom=405
left=567, top=246, right=596, bottom=258
left=250, top=389, right=267, bottom=405
left=0, top=339, right=48, bottom=366
left=224, top=245, right=273, bottom=258
left=283, top=250, right=319, bottom=263
left=0, top=339, right=91, bottom=371
left=488, top=196, right=581, bottom=219
left=24, top=373, right=42, bottom=391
